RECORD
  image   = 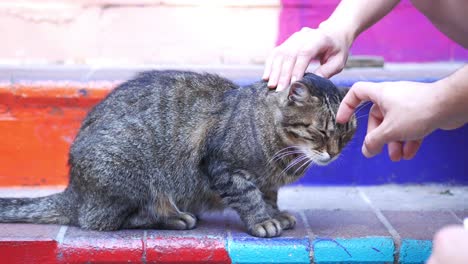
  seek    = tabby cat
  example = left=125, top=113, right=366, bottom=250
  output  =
left=0, top=71, right=356, bottom=237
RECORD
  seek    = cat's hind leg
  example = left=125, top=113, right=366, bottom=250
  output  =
left=78, top=197, right=134, bottom=231
left=152, top=193, right=197, bottom=230
left=121, top=194, right=197, bottom=230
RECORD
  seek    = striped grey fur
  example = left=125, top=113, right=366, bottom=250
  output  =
left=0, top=71, right=356, bottom=238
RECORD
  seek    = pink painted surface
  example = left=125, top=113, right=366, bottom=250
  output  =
left=279, top=0, right=468, bottom=62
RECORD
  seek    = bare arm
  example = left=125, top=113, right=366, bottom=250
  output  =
left=319, top=0, right=401, bottom=45
left=264, top=0, right=401, bottom=91
left=433, top=65, right=468, bottom=130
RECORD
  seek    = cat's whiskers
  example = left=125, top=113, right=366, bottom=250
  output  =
left=269, top=150, right=304, bottom=163
left=269, top=147, right=294, bottom=162
left=268, top=145, right=303, bottom=164
left=281, top=154, right=308, bottom=175
left=292, top=158, right=312, bottom=176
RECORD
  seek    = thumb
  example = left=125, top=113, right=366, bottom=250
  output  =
left=362, top=121, right=395, bottom=158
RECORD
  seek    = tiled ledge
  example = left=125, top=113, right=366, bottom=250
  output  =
left=1, top=185, right=466, bottom=263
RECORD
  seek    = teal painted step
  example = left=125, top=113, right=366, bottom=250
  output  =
left=399, top=239, right=432, bottom=264
left=313, top=237, right=394, bottom=264
left=228, top=237, right=310, bottom=264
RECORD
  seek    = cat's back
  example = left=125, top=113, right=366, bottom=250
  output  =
left=79, top=70, right=238, bottom=131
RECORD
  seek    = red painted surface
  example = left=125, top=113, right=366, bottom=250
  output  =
left=279, top=0, right=468, bottom=61
left=59, top=238, right=144, bottom=263
left=146, top=236, right=231, bottom=264
left=0, top=82, right=116, bottom=186
left=0, top=241, right=57, bottom=264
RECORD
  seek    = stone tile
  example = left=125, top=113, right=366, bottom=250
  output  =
left=305, top=210, right=390, bottom=238
left=382, top=211, right=459, bottom=240
left=278, top=186, right=369, bottom=211
left=0, top=187, right=64, bottom=198
left=453, top=210, right=468, bottom=223
left=0, top=65, right=93, bottom=82
left=0, top=223, right=61, bottom=241
left=59, top=226, right=144, bottom=263
left=361, top=185, right=468, bottom=211
left=86, top=68, right=144, bottom=82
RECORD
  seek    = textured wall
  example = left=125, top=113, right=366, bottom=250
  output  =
left=279, top=0, right=468, bottom=62
left=0, top=0, right=280, bottom=64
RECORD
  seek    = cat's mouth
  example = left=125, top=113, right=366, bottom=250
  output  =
left=299, top=148, right=338, bottom=166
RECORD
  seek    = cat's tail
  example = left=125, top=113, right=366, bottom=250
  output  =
left=0, top=189, right=76, bottom=225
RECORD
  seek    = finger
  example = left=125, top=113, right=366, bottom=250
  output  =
left=366, top=104, right=383, bottom=134
left=362, top=104, right=385, bottom=158
left=363, top=120, right=392, bottom=158
left=388, top=141, right=403, bottom=162
left=291, top=54, right=312, bottom=83
left=314, top=54, right=345, bottom=79
left=277, top=55, right=297, bottom=92
left=403, top=139, right=422, bottom=160
left=267, top=56, right=284, bottom=89
left=263, top=52, right=275, bottom=81
left=336, top=81, right=382, bottom=124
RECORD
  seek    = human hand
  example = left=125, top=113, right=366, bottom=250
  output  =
left=426, top=225, right=468, bottom=264
left=336, top=81, right=443, bottom=161
left=263, top=27, right=350, bottom=91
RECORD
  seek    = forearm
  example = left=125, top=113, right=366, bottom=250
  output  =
left=319, top=0, right=401, bottom=47
left=434, top=65, right=468, bottom=130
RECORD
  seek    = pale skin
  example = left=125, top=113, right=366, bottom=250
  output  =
left=263, top=0, right=468, bottom=262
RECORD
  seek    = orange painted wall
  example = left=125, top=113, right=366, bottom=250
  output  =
left=0, top=82, right=116, bottom=186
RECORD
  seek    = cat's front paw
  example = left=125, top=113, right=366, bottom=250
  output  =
left=274, top=211, right=296, bottom=230
left=249, top=218, right=282, bottom=238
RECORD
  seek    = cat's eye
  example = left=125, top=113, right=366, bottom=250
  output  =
left=290, top=122, right=310, bottom=127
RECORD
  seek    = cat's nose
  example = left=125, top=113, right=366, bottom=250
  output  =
left=317, top=152, right=332, bottom=163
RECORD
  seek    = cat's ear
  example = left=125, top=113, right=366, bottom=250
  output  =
left=288, top=82, right=319, bottom=105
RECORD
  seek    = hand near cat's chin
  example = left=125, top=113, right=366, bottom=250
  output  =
left=336, top=66, right=468, bottom=161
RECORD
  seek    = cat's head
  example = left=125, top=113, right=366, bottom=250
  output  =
left=272, top=73, right=357, bottom=166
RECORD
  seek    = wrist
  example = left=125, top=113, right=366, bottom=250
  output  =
left=432, top=77, right=468, bottom=130
left=318, top=15, right=360, bottom=49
